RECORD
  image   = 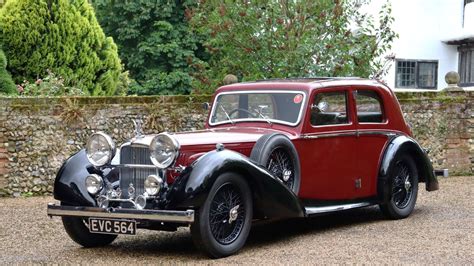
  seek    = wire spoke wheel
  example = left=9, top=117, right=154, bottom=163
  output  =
left=267, top=148, right=295, bottom=190
left=391, top=160, right=414, bottom=209
left=209, top=183, right=245, bottom=245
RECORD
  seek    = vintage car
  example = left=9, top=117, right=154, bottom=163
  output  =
left=47, top=78, right=443, bottom=258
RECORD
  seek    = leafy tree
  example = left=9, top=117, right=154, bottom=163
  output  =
left=189, top=0, right=397, bottom=93
left=0, top=48, right=16, bottom=94
left=92, top=0, right=208, bottom=95
left=0, top=0, right=123, bottom=95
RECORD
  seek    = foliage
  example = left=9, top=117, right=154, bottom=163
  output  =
left=17, top=70, right=85, bottom=96
left=0, top=48, right=16, bottom=94
left=189, top=0, right=398, bottom=93
left=0, top=0, right=123, bottom=96
left=93, top=0, right=208, bottom=95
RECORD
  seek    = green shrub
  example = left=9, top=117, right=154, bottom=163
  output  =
left=17, top=70, right=84, bottom=96
left=0, top=0, right=123, bottom=96
left=0, top=49, right=16, bottom=95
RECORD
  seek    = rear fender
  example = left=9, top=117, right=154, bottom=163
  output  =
left=378, top=136, right=438, bottom=202
left=165, top=149, right=305, bottom=220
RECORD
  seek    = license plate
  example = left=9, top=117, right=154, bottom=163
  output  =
left=88, top=218, right=136, bottom=235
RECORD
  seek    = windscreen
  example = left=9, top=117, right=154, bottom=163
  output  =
left=210, top=91, right=305, bottom=126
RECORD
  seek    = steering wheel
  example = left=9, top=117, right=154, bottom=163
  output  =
left=228, top=108, right=258, bottom=118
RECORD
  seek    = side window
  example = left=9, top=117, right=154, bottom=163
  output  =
left=355, top=90, right=384, bottom=123
left=311, top=91, right=348, bottom=126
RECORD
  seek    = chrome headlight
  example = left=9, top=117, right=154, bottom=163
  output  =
left=85, top=132, right=116, bottom=167
left=144, top=175, right=163, bottom=196
left=149, top=133, right=179, bottom=168
left=85, top=174, right=103, bottom=195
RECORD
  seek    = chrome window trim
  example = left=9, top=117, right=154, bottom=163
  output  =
left=302, top=131, right=357, bottom=139
left=357, top=130, right=397, bottom=137
left=209, top=90, right=307, bottom=127
left=302, top=130, right=399, bottom=139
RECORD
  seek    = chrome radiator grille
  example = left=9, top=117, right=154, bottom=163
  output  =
left=120, top=145, right=153, bottom=165
left=119, top=145, right=158, bottom=198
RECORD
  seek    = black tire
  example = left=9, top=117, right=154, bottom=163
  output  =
left=61, top=203, right=117, bottom=248
left=250, top=133, right=301, bottom=194
left=379, top=154, right=419, bottom=219
left=191, top=173, right=252, bottom=258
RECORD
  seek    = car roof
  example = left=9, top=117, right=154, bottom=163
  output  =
left=216, top=77, right=390, bottom=94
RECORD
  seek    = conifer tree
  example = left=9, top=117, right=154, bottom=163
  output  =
left=0, top=48, right=16, bottom=94
left=93, top=0, right=207, bottom=95
left=0, top=0, right=122, bottom=95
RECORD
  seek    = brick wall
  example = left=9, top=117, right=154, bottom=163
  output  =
left=0, top=92, right=472, bottom=197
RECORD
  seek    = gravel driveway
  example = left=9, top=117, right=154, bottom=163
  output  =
left=0, top=176, right=473, bottom=264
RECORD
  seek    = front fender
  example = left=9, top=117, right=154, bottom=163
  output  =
left=53, top=149, right=117, bottom=206
left=378, top=135, right=438, bottom=202
left=166, top=149, right=305, bottom=220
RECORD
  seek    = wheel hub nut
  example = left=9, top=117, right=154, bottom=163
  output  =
left=283, top=170, right=292, bottom=182
left=404, top=180, right=411, bottom=191
left=228, top=205, right=240, bottom=224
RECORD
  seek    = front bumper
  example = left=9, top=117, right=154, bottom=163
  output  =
left=47, top=203, right=194, bottom=224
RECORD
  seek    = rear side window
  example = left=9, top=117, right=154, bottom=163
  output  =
left=311, top=91, right=349, bottom=126
left=355, top=90, right=384, bottom=123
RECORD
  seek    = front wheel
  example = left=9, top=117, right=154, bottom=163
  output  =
left=61, top=203, right=117, bottom=247
left=379, top=154, right=419, bottom=219
left=191, top=173, right=253, bottom=258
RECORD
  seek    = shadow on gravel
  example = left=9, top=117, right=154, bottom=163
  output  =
left=245, top=206, right=385, bottom=247
left=77, top=206, right=390, bottom=259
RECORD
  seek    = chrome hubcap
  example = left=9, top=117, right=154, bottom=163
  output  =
left=392, top=160, right=414, bottom=209
left=209, top=183, right=245, bottom=245
left=267, top=148, right=295, bottom=190
left=404, top=179, right=411, bottom=191
left=228, top=205, right=239, bottom=224
left=282, top=170, right=292, bottom=182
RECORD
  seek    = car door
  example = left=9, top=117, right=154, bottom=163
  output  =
left=353, top=87, right=392, bottom=198
left=297, top=87, right=359, bottom=200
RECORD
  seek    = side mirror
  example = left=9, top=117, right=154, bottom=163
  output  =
left=202, top=102, right=210, bottom=110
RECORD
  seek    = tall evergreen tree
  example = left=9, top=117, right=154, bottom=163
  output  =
left=0, top=0, right=122, bottom=95
left=0, top=48, right=16, bottom=94
left=93, top=0, right=207, bottom=95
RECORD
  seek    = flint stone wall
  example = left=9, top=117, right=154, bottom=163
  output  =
left=0, top=92, right=472, bottom=197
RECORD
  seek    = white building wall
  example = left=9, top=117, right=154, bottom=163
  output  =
left=364, top=0, right=465, bottom=90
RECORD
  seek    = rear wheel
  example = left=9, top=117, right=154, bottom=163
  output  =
left=191, top=173, right=252, bottom=258
left=379, top=154, right=419, bottom=219
left=61, top=202, right=117, bottom=247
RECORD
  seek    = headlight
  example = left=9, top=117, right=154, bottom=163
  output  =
left=144, top=175, right=163, bottom=196
left=149, top=133, right=179, bottom=168
left=85, top=174, right=103, bottom=195
left=85, top=132, right=116, bottom=167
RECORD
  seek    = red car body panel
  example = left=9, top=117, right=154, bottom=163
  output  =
left=176, top=79, right=412, bottom=201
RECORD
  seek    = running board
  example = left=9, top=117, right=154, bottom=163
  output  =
left=305, top=202, right=373, bottom=216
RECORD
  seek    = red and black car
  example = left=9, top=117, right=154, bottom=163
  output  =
left=47, top=78, right=442, bottom=258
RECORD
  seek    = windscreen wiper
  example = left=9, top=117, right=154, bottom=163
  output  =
left=220, top=105, right=235, bottom=125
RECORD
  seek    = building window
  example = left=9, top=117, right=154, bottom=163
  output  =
left=395, top=60, right=438, bottom=89
left=459, top=45, right=474, bottom=86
